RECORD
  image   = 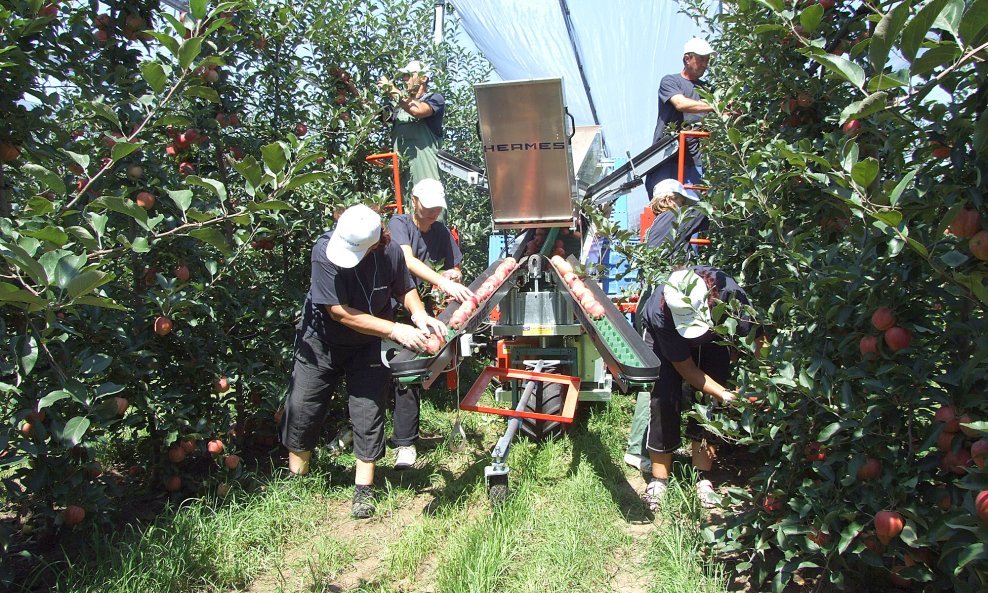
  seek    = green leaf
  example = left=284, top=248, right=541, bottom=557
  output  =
left=111, top=140, right=142, bottom=162
left=17, top=335, right=38, bottom=375
left=933, top=0, right=964, bottom=40
left=0, top=241, right=48, bottom=286
left=889, top=167, right=917, bottom=206
left=178, top=37, right=203, bottom=70
left=865, top=70, right=909, bottom=92
left=956, top=543, right=987, bottom=572
left=959, top=0, right=988, bottom=45
left=146, top=31, right=179, bottom=56
left=230, top=155, right=263, bottom=189
left=89, top=196, right=148, bottom=226
left=72, top=295, right=127, bottom=310
left=870, top=210, right=903, bottom=227
left=53, top=253, right=86, bottom=289
left=66, top=270, right=112, bottom=299
left=25, top=197, right=55, bottom=217
left=21, top=226, right=68, bottom=246
left=60, top=149, right=90, bottom=171
left=130, top=237, right=151, bottom=253
left=755, top=0, right=783, bottom=12
left=79, top=353, right=112, bottom=375
left=38, top=389, right=71, bottom=409
left=185, top=175, right=227, bottom=202
left=959, top=420, right=988, bottom=434
left=84, top=100, right=121, bottom=128
left=184, top=85, right=219, bottom=103
left=818, top=421, right=846, bottom=441
left=140, top=62, right=167, bottom=93
left=973, top=109, right=988, bottom=158
left=870, top=1, right=912, bottom=72
left=910, top=42, right=961, bottom=76
left=189, top=227, right=232, bottom=256
left=0, top=283, right=48, bottom=307
left=282, top=171, right=330, bottom=193
left=167, top=189, right=193, bottom=212
left=906, top=237, right=928, bottom=258
left=62, top=416, right=90, bottom=446
left=261, top=142, right=289, bottom=174
left=805, top=50, right=865, bottom=89
left=840, top=92, right=888, bottom=124
left=21, top=163, right=66, bottom=194
left=901, top=0, right=949, bottom=61
left=851, top=158, right=879, bottom=188
left=190, top=0, right=207, bottom=19
left=246, top=200, right=295, bottom=212
left=799, top=4, right=824, bottom=33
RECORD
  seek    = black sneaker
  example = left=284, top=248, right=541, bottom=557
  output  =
left=351, top=485, right=375, bottom=519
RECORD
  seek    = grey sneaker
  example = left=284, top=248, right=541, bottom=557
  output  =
left=641, top=479, right=667, bottom=511
left=623, top=452, right=652, bottom=473
left=697, top=479, right=719, bottom=509
left=394, top=444, right=417, bottom=470
left=351, top=485, right=375, bottom=519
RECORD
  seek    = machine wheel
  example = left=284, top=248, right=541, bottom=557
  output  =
left=520, top=382, right=564, bottom=442
left=488, top=482, right=509, bottom=505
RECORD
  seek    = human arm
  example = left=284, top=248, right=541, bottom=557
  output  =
left=670, top=357, right=736, bottom=403
left=399, top=244, right=473, bottom=302
left=377, top=76, right=435, bottom=119
left=402, top=287, right=448, bottom=337
left=669, top=94, right=713, bottom=114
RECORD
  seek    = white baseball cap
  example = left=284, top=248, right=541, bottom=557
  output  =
left=413, top=178, right=446, bottom=209
left=325, top=204, right=382, bottom=268
left=653, top=178, right=699, bottom=204
left=398, top=60, right=430, bottom=76
left=662, top=269, right=713, bottom=339
left=683, top=38, right=716, bottom=57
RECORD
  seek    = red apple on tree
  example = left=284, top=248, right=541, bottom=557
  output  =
left=857, top=457, right=881, bottom=481
left=295, top=123, right=308, bottom=136
left=215, top=375, right=229, bottom=392
left=207, top=439, right=224, bottom=456
left=0, top=141, right=22, bottom=162
left=127, top=163, right=144, bottom=180
left=134, top=191, right=155, bottom=209
left=949, top=207, right=981, bottom=238
left=164, top=476, right=182, bottom=492
left=874, top=510, right=904, bottom=544
left=976, top=491, right=988, bottom=523
left=934, top=404, right=960, bottom=432
left=114, top=397, right=129, bottom=415
left=63, top=505, right=86, bottom=526
left=178, top=162, right=195, bottom=176
left=969, top=230, right=988, bottom=260
left=154, top=315, right=173, bottom=336
left=859, top=335, right=878, bottom=357
left=167, top=446, right=186, bottom=463
left=174, top=265, right=190, bottom=282
left=224, top=454, right=241, bottom=470
left=972, top=439, right=988, bottom=469
left=841, top=120, right=860, bottom=136
left=883, top=326, right=911, bottom=352
left=931, top=141, right=951, bottom=159
left=870, top=307, right=895, bottom=331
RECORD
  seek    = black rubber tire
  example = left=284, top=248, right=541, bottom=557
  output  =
left=520, top=381, right=565, bottom=442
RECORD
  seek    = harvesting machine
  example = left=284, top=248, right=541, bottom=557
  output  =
left=388, top=78, right=696, bottom=500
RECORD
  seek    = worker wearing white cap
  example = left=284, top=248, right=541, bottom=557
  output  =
left=643, top=37, right=716, bottom=200
left=379, top=60, right=446, bottom=194
left=278, top=204, right=446, bottom=519
left=386, top=178, right=474, bottom=469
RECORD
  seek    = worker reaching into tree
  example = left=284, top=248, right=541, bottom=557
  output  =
left=625, top=178, right=710, bottom=473
left=378, top=60, right=446, bottom=196
left=643, top=38, right=715, bottom=200
left=387, top=178, right=473, bottom=469
left=639, top=266, right=760, bottom=510
left=278, top=204, right=446, bottom=519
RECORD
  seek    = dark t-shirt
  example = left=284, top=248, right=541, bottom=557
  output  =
left=299, top=231, right=413, bottom=348
left=389, top=92, right=445, bottom=140
left=652, top=74, right=708, bottom=158
left=642, top=265, right=754, bottom=363
left=646, top=208, right=709, bottom=254
left=388, top=214, right=462, bottom=287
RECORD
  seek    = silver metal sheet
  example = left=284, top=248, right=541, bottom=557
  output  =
left=475, top=79, right=577, bottom=229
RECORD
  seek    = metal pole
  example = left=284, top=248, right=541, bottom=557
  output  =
left=433, top=1, right=446, bottom=45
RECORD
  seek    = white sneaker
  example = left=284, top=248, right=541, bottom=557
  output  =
left=394, top=444, right=417, bottom=470
left=641, top=479, right=667, bottom=511
left=696, top=479, right=719, bottom=509
left=327, top=428, right=353, bottom=455
left=624, top=453, right=652, bottom=473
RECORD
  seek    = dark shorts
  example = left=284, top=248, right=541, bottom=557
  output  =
left=279, top=329, right=391, bottom=462
left=645, top=332, right=731, bottom=454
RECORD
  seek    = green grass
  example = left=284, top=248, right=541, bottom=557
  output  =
left=37, top=394, right=729, bottom=593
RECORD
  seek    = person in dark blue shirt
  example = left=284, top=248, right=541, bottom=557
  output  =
left=278, top=204, right=446, bottom=519
left=644, top=38, right=715, bottom=199
left=639, top=266, right=758, bottom=511
left=387, top=179, right=473, bottom=469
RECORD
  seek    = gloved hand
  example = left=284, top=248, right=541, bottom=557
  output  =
left=438, top=278, right=475, bottom=303
left=389, top=323, right=428, bottom=352
left=718, top=390, right=737, bottom=404
left=412, top=313, right=448, bottom=338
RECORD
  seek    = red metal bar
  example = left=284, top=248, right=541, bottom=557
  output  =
left=689, top=238, right=712, bottom=245
left=459, top=366, right=580, bottom=424
left=678, top=130, right=711, bottom=192
left=364, top=152, right=403, bottom=214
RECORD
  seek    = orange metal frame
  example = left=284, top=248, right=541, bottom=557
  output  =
left=677, top=130, right=710, bottom=191
left=364, top=152, right=403, bottom=214
left=460, top=366, right=581, bottom=424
